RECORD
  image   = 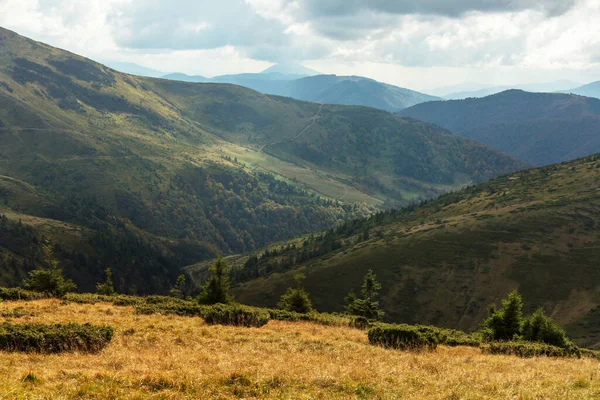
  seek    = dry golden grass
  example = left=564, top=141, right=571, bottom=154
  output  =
left=1, top=299, right=599, bottom=399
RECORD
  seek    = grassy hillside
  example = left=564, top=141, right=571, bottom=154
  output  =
left=1, top=298, right=599, bottom=399
left=0, top=26, right=524, bottom=292
left=207, top=154, right=600, bottom=347
left=398, top=90, right=600, bottom=165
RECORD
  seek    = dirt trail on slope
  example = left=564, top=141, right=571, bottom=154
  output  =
left=259, top=103, right=323, bottom=153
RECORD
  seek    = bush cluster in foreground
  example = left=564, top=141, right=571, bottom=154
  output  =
left=0, top=322, right=114, bottom=353
left=0, top=287, right=47, bottom=301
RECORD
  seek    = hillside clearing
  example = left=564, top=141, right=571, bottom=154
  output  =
left=0, top=299, right=599, bottom=399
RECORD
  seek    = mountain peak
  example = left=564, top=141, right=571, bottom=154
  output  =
left=261, top=62, right=320, bottom=76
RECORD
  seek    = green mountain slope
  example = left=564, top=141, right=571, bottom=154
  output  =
left=208, top=154, right=600, bottom=347
left=0, top=26, right=522, bottom=293
left=398, top=90, right=600, bottom=166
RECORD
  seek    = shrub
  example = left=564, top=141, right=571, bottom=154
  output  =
left=268, top=309, right=302, bottom=322
left=277, top=273, right=312, bottom=313
left=368, top=323, right=480, bottom=351
left=521, top=307, right=572, bottom=348
left=0, top=322, right=114, bottom=353
left=267, top=309, right=351, bottom=327
left=202, top=304, right=270, bottom=328
left=135, top=301, right=206, bottom=318
left=481, top=341, right=582, bottom=358
left=368, top=324, right=438, bottom=351
left=62, top=293, right=115, bottom=304
left=348, top=316, right=372, bottom=330
left=0, top=287, right=47, bottom=301
left=112, top=295, right=144, bottom=307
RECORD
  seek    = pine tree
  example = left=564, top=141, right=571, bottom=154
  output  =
left=277, top=273, right=312, bottom=313
left=96, top=267, right=116, bottom=296
left=198, top=258, right=232, bottom=304
left=482, top=289, right=523, bottom=340
left=169, top=274, right=187, bottom=299
left=23, top=243, right=76, bottom=297
left=344, top=269, right=384, bottom=320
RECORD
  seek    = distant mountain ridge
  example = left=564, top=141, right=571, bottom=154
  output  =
left=261, top=62, right=320, bottom=76
left=398, top=89, right=600, bottom=165
left=162, top=72, right=440, bottom=112
left=563, top=81, right=600, bottom=99
left=438, top=80, right=580, bottom=100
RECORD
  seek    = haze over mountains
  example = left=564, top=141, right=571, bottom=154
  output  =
left=399, top=90, right=600, bottom=165
left=434, top=80, right=581, bottom=100
left=0, top=27, right=523, bottom=293
left=563, top=81, right=600, bottom=99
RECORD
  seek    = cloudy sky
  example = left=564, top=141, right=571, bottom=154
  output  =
left=1, top=0, right=599, bottom=91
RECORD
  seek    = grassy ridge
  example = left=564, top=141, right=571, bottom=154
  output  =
left=224, top=154, right=600, bottom=347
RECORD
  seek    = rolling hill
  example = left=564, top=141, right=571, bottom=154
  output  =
left=163, top=72, right=440, bottom=112
left=398, top=90, right=600, bottom=166
left=0, top=26, right=523, bottom=293
left=198, top=153, right=600, bottom=347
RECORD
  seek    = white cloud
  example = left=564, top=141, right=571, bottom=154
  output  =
left=0, top=0, right=599, bottom=89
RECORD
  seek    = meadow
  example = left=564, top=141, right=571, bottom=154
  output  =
left=1, top=298, right=600, bottom=399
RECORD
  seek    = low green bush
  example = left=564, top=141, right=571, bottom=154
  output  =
left=62, top=293, right=114, bottom=304
left=111, top=296, right=144, bottom=307
left=134, top=300, right=269, bottom=328
left=0, top=307, right=35, bottom=318
left=348, top=316, right=372, bottom=330
left=368, top=323, right=480, bottom=351
left=202, top=304, right=270, bottom=328
left=0, top=287, right=47, bottom=301
left=135, top=301, right=206, bottom=318
left=267, top=309, right=351, bottom=327
left=368, top=324, right=439, bottom=350
left=0, top=322, right=114, bottom=353
left=480, top=341, right=582, bottom=358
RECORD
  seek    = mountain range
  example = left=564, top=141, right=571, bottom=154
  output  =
left=162, top=72, right=440, bottom=112
left=562, top=81, right=600, bottom=99
left=0, top=26, right=523, bottom=293
left=433, top=80, right=581, bottom=100
left=398, top=90, right=600, bottom=166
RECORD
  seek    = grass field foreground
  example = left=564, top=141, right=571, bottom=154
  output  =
left=1, top=299, right=599, bottom=399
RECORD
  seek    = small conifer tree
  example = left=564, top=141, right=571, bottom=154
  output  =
left=344, top=269, right=384, bottom=320
left=482, top=289, right=523, bottom=340
left=96, top=267, right=116, bottom=296
left=198, top=258, right=232, bottom=305
left=23, top=244, right=76, bottom=297
left=277, top=273, right=313, bottom=313
left=169, top=274, right=187, bottom=299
